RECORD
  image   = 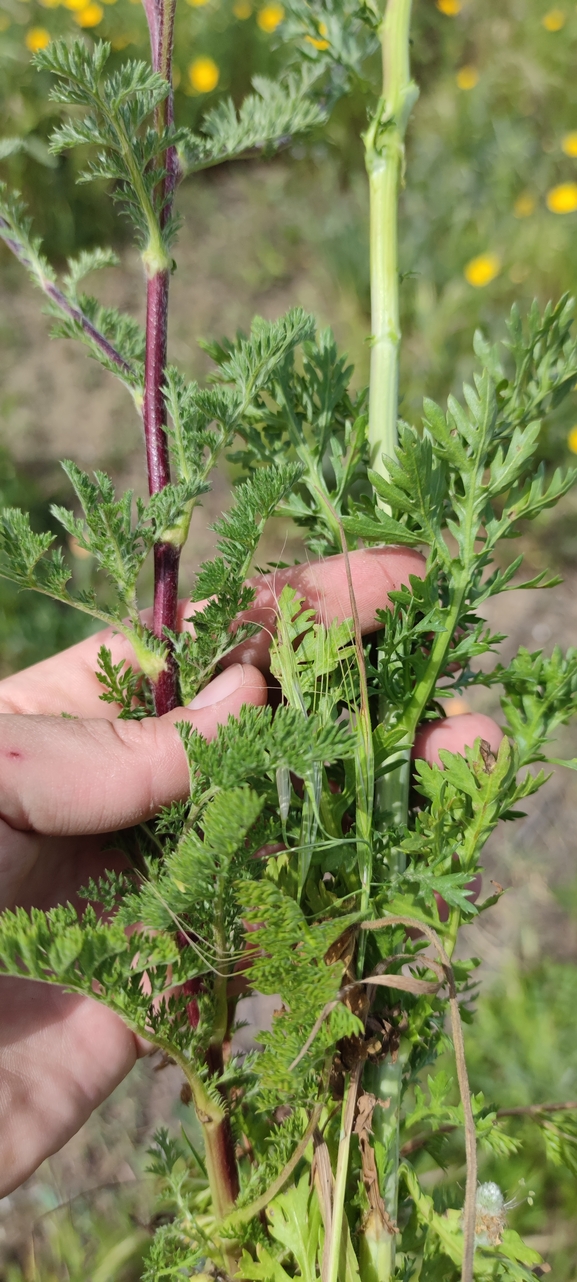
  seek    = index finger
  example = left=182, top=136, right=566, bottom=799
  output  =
left=221, top=545, right=425, bottom=669
left=0, top=546, right=425, bottom=719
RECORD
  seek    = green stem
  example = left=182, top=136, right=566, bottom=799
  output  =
left=359, top=1045, right=409, bottom=1281
left=363, top=7, right=418, bottom=1264
left=365, top=0, right=418, bottom=483
left=368, top=0, right=418, bottom=850
left=155, top=1039, right=240, bottom=1274
left=403, top=580, right=466, bottom=738
left=376, top=744, right=411, bottom=856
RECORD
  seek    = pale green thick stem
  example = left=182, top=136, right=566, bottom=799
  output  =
left=369, top=0, right=418, bottom=857
left=366, top=0, right=418, bottom=482
left=368, top=158, right=401, bottom=478
left=359, top=1044, right=410, bottom=1280
left=377, top=745, right=411, bottom=875
left=364, top=8, right=418, bottom=1260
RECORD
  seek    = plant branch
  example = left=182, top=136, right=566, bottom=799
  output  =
left=0, top=216, right=137, bottom=393
left=401, top=1101, right=577, bottom=1158
left=499, top=1101, right=577, bottom=1117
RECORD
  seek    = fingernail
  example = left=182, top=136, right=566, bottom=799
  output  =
left=188, top=664, right=244, bottom=710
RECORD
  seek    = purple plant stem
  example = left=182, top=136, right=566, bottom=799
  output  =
left=144, top=266, right=181, bottom=717
left=143, top=269, right=171, bottom=493
left=143, top=0, right=243, bottom=1227
left=142, top=0, right=159, bottom=60
left=142, top=0, right=182, bottom=717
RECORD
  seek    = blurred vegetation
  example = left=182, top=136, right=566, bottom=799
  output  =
left=408, top=942, right=577, bottom=1278
left=3, top=1194, right=153, bottom=1281
left=0, top=446, right=92, bottom=676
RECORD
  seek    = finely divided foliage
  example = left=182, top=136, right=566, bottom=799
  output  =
left=1, top=2, right=577, bottom=1280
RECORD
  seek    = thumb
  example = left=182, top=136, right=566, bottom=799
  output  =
left=0, top=664, right=267, bottom=837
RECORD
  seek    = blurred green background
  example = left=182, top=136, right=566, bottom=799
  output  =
left=2, top=0, right=577, bottom=1275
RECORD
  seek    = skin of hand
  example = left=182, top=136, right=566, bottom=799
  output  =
left=0, top=547, right=500, bottom=1194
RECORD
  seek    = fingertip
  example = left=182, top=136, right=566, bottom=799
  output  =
left=413, top=712, right=504, bottom=766
left=135, top=1034, right=156, bottom=1058
left=362, top=544, right=426, bottom=578
left=166, top=664, right=268, bottom=738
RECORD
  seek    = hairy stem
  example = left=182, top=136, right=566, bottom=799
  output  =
left=142, top=0, right=181, bottom=716
left=365, top=0, right=418, bottom=483
left=141, top=0, right=243, bottom=1243
left=144, top=267, right=181, bottom=715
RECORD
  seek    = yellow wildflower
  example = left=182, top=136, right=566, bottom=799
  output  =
left=514, top=192, right=535, bottom=217
left=456, top=65, right=478, bottom=89
left=547, top=182, right=577, bottom=212
left=188, top=56, right=219, bottom=92
left=233, top=0, right=252, bottom=15
left=74, top=2, right=103, bottom=22
left=306, top=19, right=329, bottom=47
left=464, top=253, right=501, bottom=288
left=63, top=0, right=89, bottom=11
left=187, top=0, right=209, bottom=7
left=568, top=426, right=577, bottom=453
left=542, top=7, right=565, bottom=28
left=562, top=131, right=577, bottom=156
left=74, top=2, right=103, bottom=21
left=25, top=25, right=50, bottom=49
left=436, top=0, right=461, bottom=14
left=257, top=2, right=284, bottom=31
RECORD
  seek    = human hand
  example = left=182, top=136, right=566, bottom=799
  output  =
left=0, top=547, right=500, bottom=1193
